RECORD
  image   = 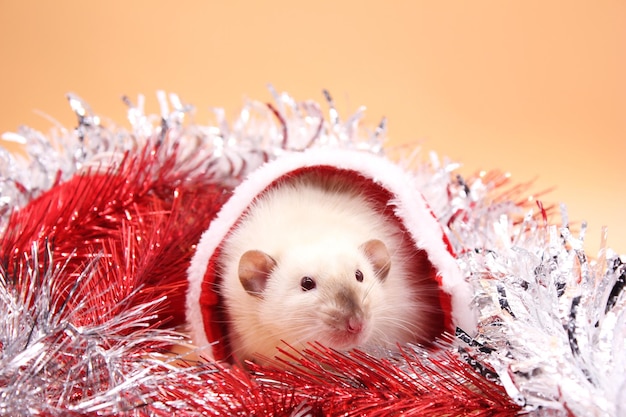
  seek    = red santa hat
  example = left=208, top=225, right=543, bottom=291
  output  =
left=186, top=147, right=477, bottom=361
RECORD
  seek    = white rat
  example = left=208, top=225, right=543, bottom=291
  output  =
left=218, top=173, right=444, bottom=366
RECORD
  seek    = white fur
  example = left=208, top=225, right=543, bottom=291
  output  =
left=220, top=180, right=422, bottom=364
left=186, top=148, right=477, bottom=359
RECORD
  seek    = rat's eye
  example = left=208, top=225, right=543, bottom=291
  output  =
left=355, top=270, right=364, bottom=282
left=300, top=276, right=316, bottom=291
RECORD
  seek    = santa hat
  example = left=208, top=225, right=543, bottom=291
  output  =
left=186, top=147, right=477, bottom=361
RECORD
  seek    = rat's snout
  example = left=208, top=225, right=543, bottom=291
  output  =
left=347, top=316, right=364, bottom=334
left=335, top=287, right=367, bottom=334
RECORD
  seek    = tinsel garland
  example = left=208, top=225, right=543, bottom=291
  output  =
left=0, top=88, right=624, bottom=416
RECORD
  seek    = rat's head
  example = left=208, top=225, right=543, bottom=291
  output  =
left=237, top=239, right=391, bottom=353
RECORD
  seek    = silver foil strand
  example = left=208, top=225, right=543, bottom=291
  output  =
left=0, top=87, right=386, bottom=234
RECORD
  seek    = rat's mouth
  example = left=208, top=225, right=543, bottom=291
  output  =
left=324, top=327, right=368, bottom=350
left=319, top=311, right=370, bottom=350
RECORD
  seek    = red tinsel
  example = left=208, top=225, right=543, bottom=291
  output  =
left=1, top=140, right=232, bottom=330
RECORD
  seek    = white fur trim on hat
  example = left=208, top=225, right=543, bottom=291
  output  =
left=186, top=148, right=477, bottom=355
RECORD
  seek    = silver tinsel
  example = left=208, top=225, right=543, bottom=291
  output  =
left=0, top=86, right=384, bottom=231
left=436, top=171, right=626, bottom=415
left=0, top=88, right=624, bottom=416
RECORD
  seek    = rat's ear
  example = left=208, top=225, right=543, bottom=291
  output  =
left=360, top=239, right=391, bottom=281
left=238, top=250, right=277, bottom=298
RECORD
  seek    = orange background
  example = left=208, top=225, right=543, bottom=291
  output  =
left=1, top=1, right=625, bottom=255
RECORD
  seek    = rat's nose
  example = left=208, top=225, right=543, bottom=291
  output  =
left=347, top=316, right=364, bottom=334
